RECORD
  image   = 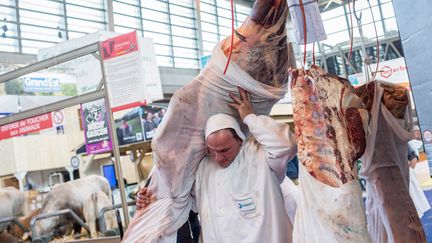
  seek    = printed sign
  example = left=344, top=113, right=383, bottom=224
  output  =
left=81, top=99, right=112, bottom=154
left=101, top=31, right=163, bottom=112
left=115, top=107, right=144, bottom=146
left=70, top=156, right=80, bottom=169
left=23, top=77, right=61, bottom=93
left=101, top=31, right=138, bottom=60
left=52, top=111, right=64, bottom=125
left=348, top=58, right=409, bottom=87
left=0, top=113, right=53, bottom=140
left=288, top=0, right=327, bottom=44
left=37, top=31, right=120, bottom=95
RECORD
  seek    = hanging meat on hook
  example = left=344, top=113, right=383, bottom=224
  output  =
left=290, top=65, right=371, bottom=243
left=123, top=1, right=295, bottom=242
left=355, top=81, right=426, bottom=243
left=290, top=65, right=368, bottom=187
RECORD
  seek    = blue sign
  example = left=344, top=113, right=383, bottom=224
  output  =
left=23, top=77, right=61, bottom=93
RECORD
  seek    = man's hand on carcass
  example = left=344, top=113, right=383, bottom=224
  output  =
left=136, top=187, right=153, bottom=210
left=229, top=87, right=255, bottom=120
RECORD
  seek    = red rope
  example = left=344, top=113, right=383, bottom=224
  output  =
left=223, top=0, right=235, bottom=75
left=347, top=0, right=354, bottom=62
left=299, top=0, right=307, bottom=66
left=368, top=0, right=380, bottom=80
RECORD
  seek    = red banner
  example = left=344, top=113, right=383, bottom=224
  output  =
left=0, top=113, right=53, bottom=140
left=101, top=31, right=138, bottom=61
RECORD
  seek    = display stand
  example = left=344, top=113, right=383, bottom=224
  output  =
left=0, top=42, right=131, bottom=230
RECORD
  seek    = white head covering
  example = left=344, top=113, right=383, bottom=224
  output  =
left=205, top=113, right=246, bottom=141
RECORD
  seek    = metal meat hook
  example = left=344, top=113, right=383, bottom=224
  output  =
left=352, top=0, right=362, bottom=23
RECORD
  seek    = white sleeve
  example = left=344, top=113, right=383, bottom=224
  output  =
left=243, top=114, right=297, bottom=183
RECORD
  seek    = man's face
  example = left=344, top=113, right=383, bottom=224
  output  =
left=206, top=129, right=242, bottom=168
left=414, top=130, right=421, bottom=140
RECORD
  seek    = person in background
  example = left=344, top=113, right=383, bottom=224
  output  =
left=286, top=155, right=299, bottom=184
left=116, top=126, right=124, bottom=145
left=407, top=137, right=431, bottom=218
left=153, top=112, right=162, bottom=126
left=160, top=108, right=166, bottom=119
left=409, top=126, right=423, bottom=150
left=120, top=120, right=132, bottom=138
left=408, top=144, right=420, bottom=169
left=143, top=112, right=158, bottom=139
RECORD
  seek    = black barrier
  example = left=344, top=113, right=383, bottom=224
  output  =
left=0, top=216, right=29, bottom=235
left=98, top=200, right=136, bottom=237
left=30, top=209, right=91, bottom=242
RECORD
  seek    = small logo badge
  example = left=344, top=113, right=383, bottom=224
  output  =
left=236, top=197, right=256, bottom=212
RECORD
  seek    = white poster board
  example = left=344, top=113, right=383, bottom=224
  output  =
left=100, top=31, right=163, bottom=112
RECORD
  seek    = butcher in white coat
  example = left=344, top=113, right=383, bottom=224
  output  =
left=135, top=88, right=297, bottom=243
left=194, top=88, right=297, bottom=243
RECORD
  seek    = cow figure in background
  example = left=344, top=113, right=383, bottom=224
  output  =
left=34, top=175, right=111, bottom=240
left=0, top=187, right=25, bottom=231
left=83, top=191, right=116, bottom=238
left=0, top=187, right=26, bottom=242
left=0, top=187, right=25, bottom=217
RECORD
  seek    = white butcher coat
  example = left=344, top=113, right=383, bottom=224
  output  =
left=195, top=114, right=297, bottom=243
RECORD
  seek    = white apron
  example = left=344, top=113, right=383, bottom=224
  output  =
left=195, top=143, right=292, bottom=243
left=195, top=114, right=296, bottom=243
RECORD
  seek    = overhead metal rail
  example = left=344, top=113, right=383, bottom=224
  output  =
left=0, top=43, right=99, bottom=84
left=0, top=43, right=102, bottom=126
left=0, top=90, right=105, bottom=126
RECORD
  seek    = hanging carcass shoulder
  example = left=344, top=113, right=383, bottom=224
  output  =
left=151, top=0, right=293, bottom=195
left=123, top=2, right=295, bottom=242
left=355, top=82, right=410, bottom=119
left=291, top=65, right=368, bottom=187
left=221, top=0, right=292, bottom=87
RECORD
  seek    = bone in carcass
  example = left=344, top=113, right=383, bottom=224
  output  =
left=355, top=81, right=426, bottom=243
left=290, top=65, right=370, bottom=242
left=123, top=1, right=294, bottom=242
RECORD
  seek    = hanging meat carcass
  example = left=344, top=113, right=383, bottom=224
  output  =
left=123, top=1, right=295, bottom=242
left=290, top=65, right=371, bottom=242
left=355, top=81, right=426, bottom=243
left=291, top=65, right=368, bottom=187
